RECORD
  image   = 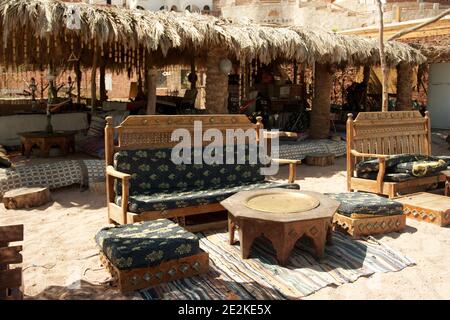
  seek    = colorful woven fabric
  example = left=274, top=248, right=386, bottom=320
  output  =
left=325, top=192, right=403, bottom=217
left=95, top=219, right=200, bottom=270
left=140, top=231, right=414, bottom=300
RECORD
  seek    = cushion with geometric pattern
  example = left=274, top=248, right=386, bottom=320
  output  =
left=95, top=219, right=200, bottom=270
left=325, top=192, right=403, bottom=218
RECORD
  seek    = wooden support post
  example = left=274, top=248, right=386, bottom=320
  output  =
left=310, top=63, right=332, bottom=139
left=99, top=61, right=107, bottom=103
left=190, top=54, right=197, bottom=90
left=362, top=66, right=371, bottom=111
left=293, top=62, right=298, bottom=84
left=75, top=60, right=82, bottom=105
left=395, top=5, right=401, bottom=22
left=205, top=47, right=229, bottom=114
left=396, top=63, right=413, bottom=111
left=146, top=67, right=157, bottom=115
left=376, top=0, right=389, bottom=112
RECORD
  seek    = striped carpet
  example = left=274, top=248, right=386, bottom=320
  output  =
left=140, top=231, right=414, bottom=300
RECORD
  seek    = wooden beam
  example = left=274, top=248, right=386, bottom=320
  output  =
left=388, top=8, right=450, bottom=41
left=0, top=225, right=24, bottom=243
left=0, top=246, right=23, bottom=265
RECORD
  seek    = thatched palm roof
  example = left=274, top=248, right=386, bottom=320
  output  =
left=0, top=0, right=425, bottom=72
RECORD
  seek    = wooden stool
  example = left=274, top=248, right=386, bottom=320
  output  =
left=395, top=192, right=450, bottom=226
left=96, top=220, right=209, bottom=293
left=305, top=153, right=335, bottom=167
left=3, top=187, right=51, bottom=210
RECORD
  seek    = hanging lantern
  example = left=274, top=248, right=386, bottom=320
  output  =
left=219, top=58, right=232, bottom=75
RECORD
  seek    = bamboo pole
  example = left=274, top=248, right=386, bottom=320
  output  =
left=376, top=0, right=389, bottom=112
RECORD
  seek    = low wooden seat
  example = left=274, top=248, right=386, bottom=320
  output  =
left=346, top=111, right=446, bottom=198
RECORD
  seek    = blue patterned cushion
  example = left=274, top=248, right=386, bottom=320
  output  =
left=436, top=156, right=450, bottom=168
left=355, top=154, right=434, bottom=174
left=325, top=192, right=403, bottom=217
left=95, top=219, right=200, bottom=270
left=356, top=171, right=416, bottom=182
left=394, top=160, right=447, bottom=177
left=114, top=145, right=268, bottom=196
left=116, top=181, right=300, bottom=213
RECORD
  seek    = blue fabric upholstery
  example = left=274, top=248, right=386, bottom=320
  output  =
left=356, top=172, right=415, bottom=182
left=114, top=145, right=267, bottom=196
left=113, top=144, right=300, bottom=213
left=117, top=182, right=300, bottom=213
left=95, top=219, right=200, bottom=270
left=326, top=192, right=404, bottom=218
left=355, top=154, right=446, bottom=181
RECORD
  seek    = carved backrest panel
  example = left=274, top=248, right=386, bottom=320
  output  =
left=105, top=115, right=259, bottom=165
left=349, top=111, right=430, bottom=158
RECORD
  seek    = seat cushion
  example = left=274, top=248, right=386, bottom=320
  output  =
left=355, top=154, right=435, bottom=175
left=436, top=156, right=450, bottom=168
left=95, top=219, right=200, bottom=270
left=393, top=159, right=447, bottom=177
left=356, top=171, right=416, bottom=182
left=116, top=181, right=300, bottom=213
left=325, top=192, right=404, bottom=218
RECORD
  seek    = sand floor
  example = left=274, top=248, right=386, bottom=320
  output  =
left=1, top=135, right=450, bottom=300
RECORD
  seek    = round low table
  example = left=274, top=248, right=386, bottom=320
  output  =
left=220, top=189, right=340, bottom=266
left=18, top=131, right=75, bottom=158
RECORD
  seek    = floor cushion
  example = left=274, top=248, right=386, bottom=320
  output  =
left=116, top=181, right=300, bottom=213
left=95, top=219, right=200, bottom=270
left=325, top=192, right=404, bottom=218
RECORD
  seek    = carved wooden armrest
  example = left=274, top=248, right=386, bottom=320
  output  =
left=271, top=158, right=301, bottom=184
left=350, top=151, right=387, bottom=193
left=106, top=166, right=131, bottom=180
left=106, top=166, right=130, bottom=211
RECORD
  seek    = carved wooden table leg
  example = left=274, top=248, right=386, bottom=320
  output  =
left=228, top=212, right=236, bottom=245
left=271, top=228, right=299, bottom=266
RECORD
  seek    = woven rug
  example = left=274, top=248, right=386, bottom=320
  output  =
left=140, top=231, right=414, bottom=300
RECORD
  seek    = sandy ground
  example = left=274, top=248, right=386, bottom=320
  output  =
left=1, top=134, right=449, bottom=300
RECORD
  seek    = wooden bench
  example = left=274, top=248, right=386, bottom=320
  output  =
left=105, top=115, right=300, bottom=231
left=0, top=225, right=24, bottom=300
left=347, top=111, right=446, bottom=198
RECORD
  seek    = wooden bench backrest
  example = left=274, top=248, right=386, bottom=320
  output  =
left=105, top=115, right=261, bottom=166
left=347, top=111, right=431, bottom=161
